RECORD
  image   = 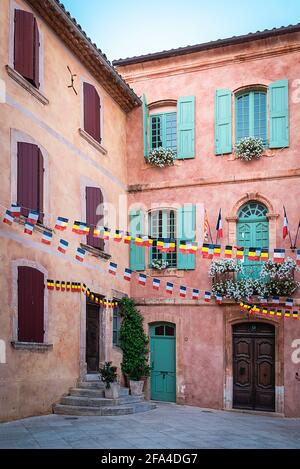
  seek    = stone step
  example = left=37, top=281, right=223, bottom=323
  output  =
left=74, top=385, right=129, bottom=396
left=61, top=395, right=144, bottom=407
left=85, top=373, right=101, bottom=381
left=53, top=404, right=134, bottom=416
left=78, top=381, right=105, bottom=389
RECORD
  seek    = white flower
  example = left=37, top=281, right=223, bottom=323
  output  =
left=147, top=148, right=176, bottom=167
left=234, top=137, right=264, bottom=162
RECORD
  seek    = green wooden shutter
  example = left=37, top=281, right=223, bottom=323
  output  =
left=269, top=79, right=289, bottom=148
left=177, top=96, right=195, bottom=159
left=129, top=210, right=145, bottom=271
left=177, top=204, right=196, bottom=270
left=215, top=89, right=232, bottom=155
left=143, top=94, right=149, bottom=157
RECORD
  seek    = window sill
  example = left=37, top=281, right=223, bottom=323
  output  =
left=142, top=159, right=183, bottom=170
left=79, top=128, right=108, bottom=155
left=147, top=268, right=184, bottom=278
left=80, top=243, right=111, bottom=260
left=6, top=65, right=49, bottom=105
left=11, top=341, right=53, bottom=352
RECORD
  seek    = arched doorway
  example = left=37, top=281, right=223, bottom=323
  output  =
left=233, top=322, right=275, bottom=411
left=150, top=323, right=176, bottom=402
left=237, top=201, right=269, bottom=279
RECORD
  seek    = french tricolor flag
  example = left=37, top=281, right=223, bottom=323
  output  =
left=179, top=285, right=187, bottom=298
left=24, top=222, right=34, bottom=235
left=76, top=247, right=86, bottom=262
left=274, top=248, right=285, bottom=263
left=55, top=216, right=69, bottom=231
left=192, top=289, right=199, bottom=300
left=3, top=210, right=14, bottom=226
left=204, top=291, right=211, bottom=302
left=27, top=210, right=39, bottom=225
left=42, top=230, right=52, bottom=245
left=216, top=293, right=223, bottom=304
left=124, top=268, right=132, bottom=281
left=272, top=295, right=280, bottom=304
left=138, top=273, right=147, bottom=286
left=109, top=262, right=118, bottom=275
left=285, top=298, right=293, bottom=309
left=166, top=282, right=173, bottom=294
left=297, top=250, right=300, bottom=266
left=10, top=205, right=21, bottom=217
left=282, top=207, right=289, bottom=240
left=58, top=239, right=69, bottom=254
left=152, top=278, right=160, bottom=290
left=216, top=209, right=223, bottom=239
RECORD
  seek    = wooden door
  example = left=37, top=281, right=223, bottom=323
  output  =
left=86, top=303, right=100, bottom=373
left=150, top=323, right=176, bottom=402
left=233, top=323, right=275, bottom=411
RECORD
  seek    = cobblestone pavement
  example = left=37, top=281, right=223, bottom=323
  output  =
left=0, top=403, right=300, bottom=449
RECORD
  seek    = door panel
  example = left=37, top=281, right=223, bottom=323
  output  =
left=86, top=304, right=100, bottom=372
left=233, top=323, right=275, bottom=412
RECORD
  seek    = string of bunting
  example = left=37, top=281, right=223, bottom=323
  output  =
left=46, top=279, right=118, bottom=308
left=240, top=302, right=299, bottom=320
left=2, top=203, right=300, bottom=263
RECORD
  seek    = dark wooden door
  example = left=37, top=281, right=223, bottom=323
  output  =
left=233, top=323, right=275, bottom=411
left=86, top=303, right=100, bottom=372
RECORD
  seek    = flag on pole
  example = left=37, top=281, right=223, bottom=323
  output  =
left=55, top=217, right=68, bottom=231
left=124, top=232, right=131, bottom=244
left=24, top=222, right=34, bottom=235
left=152, top=278, right=160, bottom=290
left=203, top=210, right=210, bottom=242
left=3, top=210, right=14, bottom=225
left=283, top=206, right=289, bottom=239
left=179, top=285, right=187, bottom=298
left=58, top=239, right=69, bottom=254
left=75, top=247, right=86, bottom=262
left=166, top=282, right=173, bottom=294
left=108, top=262, right=118, bottom=275
left=10, top=205, right=21, bottom=217
left=27, top=210, right=39, bottom=225
left=192, top=289, right=199, bottom=300
left=273, top=248, right=285, bottom=263
left=204, top=291, right=211, bottom=302
left=216, top=209, right=223, bottom=239
left=124, top=268, right=132, bottom=281
left=42, top=230, right=53, bottom=245
left=224, top=245, right=233, bottom=258
left=260, top=248, right=269, bottom=262
left=138, top=273, right=147, bottom=286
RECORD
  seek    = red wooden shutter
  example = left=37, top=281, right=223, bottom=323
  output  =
left=14, top=9, right=40, bottom=88
left=83, top=83, right=101, bottom=143
left=18, top=266, right=44, bottom=343
left=17, top=142, right=44, bottom=223
left=86, top=186, right=104, bottom=250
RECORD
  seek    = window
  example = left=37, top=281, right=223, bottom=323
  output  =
left=18, top=266, right=44, bottom=343
left=149, top=209, right=177, bottom=268
left=150, top=113, right=177, bottom=154
left=236, top=91, right=267, bottom=144
left=86, top=186, right=104, bottom=250
left=17, top=142, right=44, bottom=223
left=153, top=323, right=175, bottom=337
left=14, top=9, right=39, bottom=88
left=83, top=82, right=101, bottom=143
left=237, top=202, right=269, bottom=279
left=112, top=304, right=122, bottom=347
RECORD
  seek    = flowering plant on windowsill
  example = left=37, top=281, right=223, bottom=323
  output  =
left=151, top=259, right=169, bottom=270
left=208, top=259, right=243, bottom=277
left=234, top=137, right=264, bottom=161
left=147, top=147, right=175, bottom=167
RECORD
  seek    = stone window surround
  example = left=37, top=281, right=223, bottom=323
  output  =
left=79, top=77, right=107, bottom=155
left=11, top=259, right=51, bottom=349
left=7, top=0, right=47, bottom=103
left=10, top=128, right=50, bottom=227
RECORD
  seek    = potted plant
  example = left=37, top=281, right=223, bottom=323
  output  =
left=151, top=259, right=169, bottom=270
left=234, top=136, right=264, bottom=161
left=147, top=147, right=175, bottom=167
left=99, top=361, right=120, bottom=399
left=119, top=298, right=151, bottom=395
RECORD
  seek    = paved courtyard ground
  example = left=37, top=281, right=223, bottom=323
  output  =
left=0, top=402, right=300, bottom=449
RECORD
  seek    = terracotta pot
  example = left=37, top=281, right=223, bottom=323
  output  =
left=129, top=379, right=144, bottom=396
left=104, top=382, right=120, bottom=399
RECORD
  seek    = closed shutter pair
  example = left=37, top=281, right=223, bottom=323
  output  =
left=14, top=9, right=39, bottom=88
left=129, top=205, right=196, bottom=271
left=143, top=95, right=195, bottom=159
left=83, top=83, right=101, bottom=143
left=86, top=187, right=104, bottom=250
left=215, top=79, right=289, bottom=154
left=18, top=267, right=44, bottom=343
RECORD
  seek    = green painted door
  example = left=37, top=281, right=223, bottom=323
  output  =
left=237, top=202, right=269, bottom=279
left=150, top=323, right=176, bottom=402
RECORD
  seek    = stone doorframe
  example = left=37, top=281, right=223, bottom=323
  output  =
left=226, top=192, right=279, bottom=252
left=223, top=307, right=284, bottom=414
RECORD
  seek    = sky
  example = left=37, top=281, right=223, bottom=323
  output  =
left=61, top=0, right=300, bottom=62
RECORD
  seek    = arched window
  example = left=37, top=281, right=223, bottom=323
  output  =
left=149, top=209, right=177, bottom=268
left=237, top=202, right=269, bottom=279
left=236, top=90, right=267, bottom=145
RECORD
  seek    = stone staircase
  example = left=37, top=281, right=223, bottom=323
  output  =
left=53, top=374, right=156, bottom=416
